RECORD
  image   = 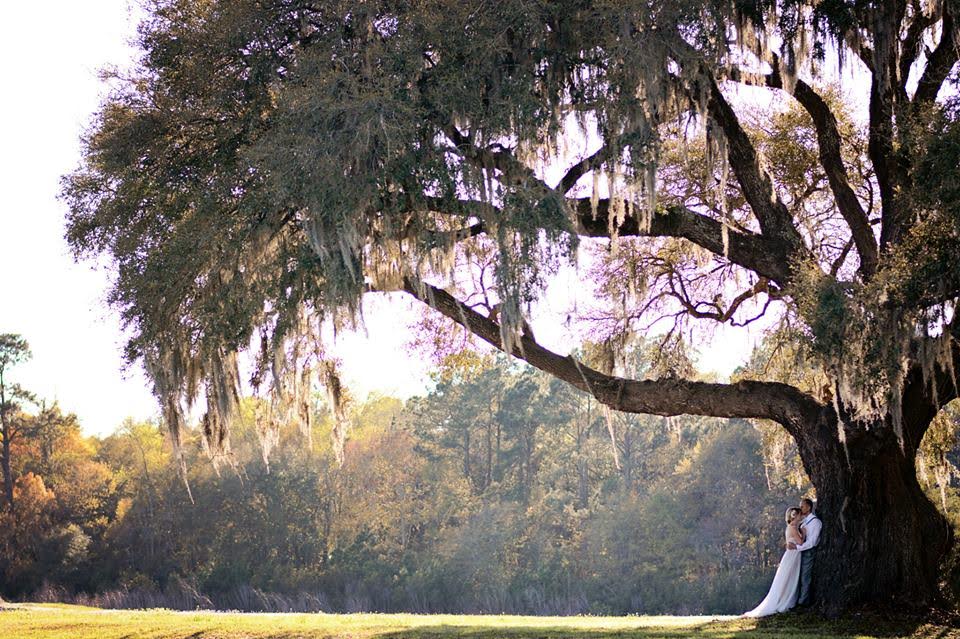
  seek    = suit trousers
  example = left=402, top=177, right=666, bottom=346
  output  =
left=797, top=548, right=815, bottom=605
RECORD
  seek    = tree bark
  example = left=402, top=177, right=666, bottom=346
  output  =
left=803, top=355, right=959, bottom=613
left=798, top=410, right=952, bottom=613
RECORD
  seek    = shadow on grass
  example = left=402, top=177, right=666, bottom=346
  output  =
left=372, top=612, right=944, bottom=639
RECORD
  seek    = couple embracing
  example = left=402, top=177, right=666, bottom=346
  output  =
left=744, top=498, right=822, bottom=617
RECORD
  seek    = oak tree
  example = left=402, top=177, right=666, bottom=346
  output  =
left=64, top=0, right=960, bottom=612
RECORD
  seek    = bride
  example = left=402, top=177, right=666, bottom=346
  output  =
left=743, top=507, right=805, bottom=617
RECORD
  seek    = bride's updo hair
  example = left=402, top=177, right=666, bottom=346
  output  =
left=785, top=507, right=801, bottom=523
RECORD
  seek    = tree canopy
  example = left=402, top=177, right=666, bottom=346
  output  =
left=63, top=0, right=960, bottom=611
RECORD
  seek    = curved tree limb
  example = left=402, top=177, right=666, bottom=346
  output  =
left=571, top=198, right=793, bottom=284
left=440, top=123, right=550, bottom=190
left=846, top=35, right=876, bottom=75
left=406, top=194, right=794, bottom=285
left=436, top=76, right=806, bottom=282
left=901, top=334, right=960, bottom=453
left=697, top=75, right=804, bottom=251
left=556, top=125, right=652, bottom=194
left=427, top=71, right=803, bottom=286
left=558, top=144, right=614, bottom=194
left=400, top=277, right=824, bottom=434
left=913, top=9, right=958, bottom=105
left=900, top=1, right=937, bottom=89
left=761, top=67, right=879, bottom=278
left=421, top=221, right=486, bottom=247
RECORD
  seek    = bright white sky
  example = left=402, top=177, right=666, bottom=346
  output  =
left=0, top=1, right=430, bottom=436
left=0, top=2, right=877, bottom=437
left=1, top=1, right=156, bottom=436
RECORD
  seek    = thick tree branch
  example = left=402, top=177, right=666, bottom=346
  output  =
left=404, top=194, right=794, bottom=285
left=870, top=0, right=912, bottom=250
left=438, top=67, right=807, bottom=279
left=572, top=198, right=793, bottom=284
left=701, top=75, right=804, bottom=249
left=913, top=10, right=958, bottom=105
left=422, top=221, right=486, bottom=247
left=901, top=332, right=960, bottom=452
left=760, top=67, right=879, bottom=278
left=900, top=1, right=937, bottom=89
left=417, top=196, right=494, bottom=219
left=441, top=124, right=551, bottom=190
left=431, top=79, right=802, bottom=285
left=848, top=36, right=876, bottom=75
left=557, top=126, right=651, bottom=194
left=558, top=145, right=612, bottom=194
left=401, top=278, right=823, bottom=432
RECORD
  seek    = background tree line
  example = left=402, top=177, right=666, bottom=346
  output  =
left=2, top=333, right=959, bottom=614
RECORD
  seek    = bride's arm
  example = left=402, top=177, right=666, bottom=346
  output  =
left=787, top=523, right=805, bottom=546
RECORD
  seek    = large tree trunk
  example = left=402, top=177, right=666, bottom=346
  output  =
left=798, top=405, right=952, bottom=614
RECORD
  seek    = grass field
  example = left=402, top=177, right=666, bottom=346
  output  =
left=1, top=603, right=958, bottom=639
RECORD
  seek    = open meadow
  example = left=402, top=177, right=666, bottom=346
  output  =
left=1, top=604, right=958, bottom=639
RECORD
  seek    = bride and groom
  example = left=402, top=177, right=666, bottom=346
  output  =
left=744, top=497, right=822, bottom=617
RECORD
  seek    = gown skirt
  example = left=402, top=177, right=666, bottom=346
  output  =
left=743, top=547, right=801, bottom=617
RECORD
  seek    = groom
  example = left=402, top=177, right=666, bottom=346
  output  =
left=787, top=497, right=822, bottom=607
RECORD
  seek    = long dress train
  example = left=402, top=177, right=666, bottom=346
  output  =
left=743, top=529, right=801, bottom=617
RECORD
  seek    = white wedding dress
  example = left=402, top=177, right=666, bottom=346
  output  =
left=743, top=527, right=801, bottom=617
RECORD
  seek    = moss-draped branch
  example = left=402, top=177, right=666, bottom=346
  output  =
left=400, top=277, right=824, bottom=435
left=62, top=0, right=960, bottom=467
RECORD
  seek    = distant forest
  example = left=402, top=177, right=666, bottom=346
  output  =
left=2, top=353, right=958, bottom=614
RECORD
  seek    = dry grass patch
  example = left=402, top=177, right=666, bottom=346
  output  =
left=0, top=603, right=957, bottom=639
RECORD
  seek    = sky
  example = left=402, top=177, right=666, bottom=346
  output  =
left=0, top=2, right=874, bottom=438
left=1, top=2, right=158, bottom=435
left=0, top=2, right=436, bottom=436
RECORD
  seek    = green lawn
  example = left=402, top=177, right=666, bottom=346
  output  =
left=0, top=603, right=957, bottom=639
